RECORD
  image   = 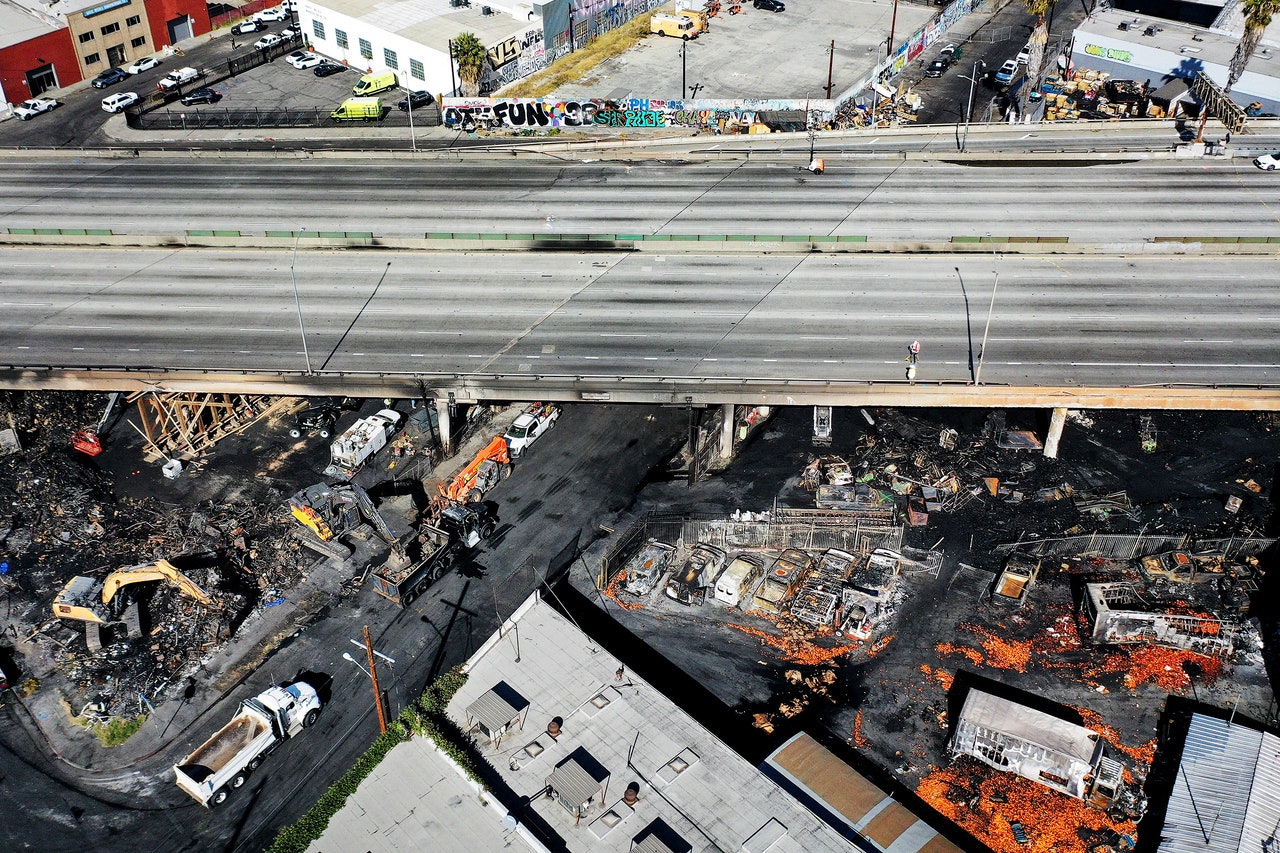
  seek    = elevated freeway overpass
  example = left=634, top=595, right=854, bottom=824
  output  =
left=1, top=152, right=1277, bottom=414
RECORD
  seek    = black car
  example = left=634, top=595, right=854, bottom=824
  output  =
left=314, top=62, right=347, bottom=77
left=290, top=404, right=340, bottom=439
left=754, top=0, right=785, bottom=9
left=180, top=88, right=221, bottom=106
left=924, top=59, right=949, bottom=78
left=91, top=67, right=129, bottom=89
left=231, top=19, right=267, bottom=34
left=397, top=90, right=434, bottom=111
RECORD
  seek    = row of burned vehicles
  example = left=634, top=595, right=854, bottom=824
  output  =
left=621, top=539, right=922, bottom=639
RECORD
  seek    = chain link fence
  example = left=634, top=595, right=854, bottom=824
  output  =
left=993, top=533, right=1276, bottom=560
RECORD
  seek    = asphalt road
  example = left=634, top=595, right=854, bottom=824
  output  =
left=0, top=401, right=690, bottom=852
left=0, top=247, right=1276, bottom=389
left=2, top=156, right=1277, bottom=240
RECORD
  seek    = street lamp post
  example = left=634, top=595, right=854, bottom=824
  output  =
left=342, top=626, right=390, bottom=733
left=289, top=228, right=314, bottom=375
left=974, top=241, right=999, bottom=386
left=825, top=40, right=835, bottom=98
left=407, top=95, right=417, bottom=152
left=961, top=63, right=979, bottom=152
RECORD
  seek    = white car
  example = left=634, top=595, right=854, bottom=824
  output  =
left=254, top=6, right=288, bottom=21
left=101, top=91, right=140, bottom=113
left=125, top=56, right=161, bottom=75
left=13, top=97, right=58, bottom=120
left=254, top=33, right=282, bottom=50
left=280, top=26, right=299, bottom=39
left=1016, top=43, right=1031, bottom=65
left=1255, top=152, right=1280, bottom=171
left=287, top=52, right=323, bottom=69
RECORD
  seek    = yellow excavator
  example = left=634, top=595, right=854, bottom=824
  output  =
left=52, top=559, right=214, bottom=650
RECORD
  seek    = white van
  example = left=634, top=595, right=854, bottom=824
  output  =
left=714, top=554, right=764, bottom=606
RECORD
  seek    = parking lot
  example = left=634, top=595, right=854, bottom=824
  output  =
left=552, top=0, right=939, bottom=102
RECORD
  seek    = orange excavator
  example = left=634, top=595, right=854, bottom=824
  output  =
left=439, top=436, right=511, bottom=504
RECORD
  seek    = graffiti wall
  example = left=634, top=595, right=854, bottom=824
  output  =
left=442, top=97, right=835, bottom=129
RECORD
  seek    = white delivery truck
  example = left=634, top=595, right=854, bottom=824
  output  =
left=324, top=408, right=401, bottom=479
left=174, top=682, right=321, bottom=807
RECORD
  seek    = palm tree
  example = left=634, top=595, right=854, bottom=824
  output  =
left=1198, top=0, right=1277, bottom=139
left=452, top=32, right=487, bottom=97
left=1228, top=0, right=1279, bottom=90
left=1015, top=0, right=1053, bottom=121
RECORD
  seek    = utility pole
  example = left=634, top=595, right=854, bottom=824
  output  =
left=448, top=39, right=457, bottom=97
left=886, top=0, right=899, bottom=59
left=682, top=40, right=688, bottom=99
left=363, top=625, right=387, bottom=734
left=962, top=61, right=978, bottom=152
left=825, top=40, right=835, bottom=98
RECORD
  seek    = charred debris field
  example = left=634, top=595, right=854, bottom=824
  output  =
left=581, top=404, right=1280, bottom=853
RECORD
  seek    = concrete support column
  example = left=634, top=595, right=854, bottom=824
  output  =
left=720, top=403, right=736, bottom=459
left=1044, top=406, right=1068, bottom=459
left=436, top=396, right=452, bottom=455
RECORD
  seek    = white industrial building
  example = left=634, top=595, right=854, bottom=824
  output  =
left=1071, top=5, right=1280, bottom=114
left=296, top=0, right=544, bottom=97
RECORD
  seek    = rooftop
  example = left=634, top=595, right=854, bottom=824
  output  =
left=1076, top=7, right=1280, bottom=78
left=447, top=592, right=857, bottom=853
left=311, top=0, right=534, bottom=52
left=0, top=0, right=64, bottom=51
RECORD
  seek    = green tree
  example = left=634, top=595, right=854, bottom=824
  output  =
left=452, top=32, right=488, bottom=97
left=1197, top=0, right=1277, bottom=139
left=1016, top=0, right=1054, bottom=121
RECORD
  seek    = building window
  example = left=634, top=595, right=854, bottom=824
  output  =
left=126, top=14, right=140, bottom=25
left=410, top=58, right=424, bottom=80
left=358, top=37, right=372, bottom=59
left=130, top=36, right=146, bottom=47
left=100, top=22, right=120, bottom=35
left=334, top=28, right=347, bottom=49
left=79, top=31, right=96, bottom=43
left=383, top=48, right=397, bottom=69
left=312, top=20, right=325, bottom=40
left=84, top=52, right=101, bottom=63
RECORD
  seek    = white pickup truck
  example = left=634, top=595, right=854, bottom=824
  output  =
left=157, top=67, right=205, bottom=91
left=174, top=682, right=321, bottom=807
left=503, top=402, right=560, bottom=457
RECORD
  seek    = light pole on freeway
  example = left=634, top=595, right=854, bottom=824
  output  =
left=289, top=227, right=314, bottom=375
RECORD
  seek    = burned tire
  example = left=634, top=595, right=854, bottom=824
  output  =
left=211, top=787, right=230, bottom=807
left=231, top=771, right=248, bottom=789
left=288, top=428, right=302, bottom=438
left=304, top=709, right=319, bottom=728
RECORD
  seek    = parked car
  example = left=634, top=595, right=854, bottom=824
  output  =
left=91, top=67, right=129, bottom=88
left=125, top=56, right=161, bottom=75
left=253, top=6, right=288, bottom=21
left=231, top=19, right=267, bottom=34
left=100, top=91, right=139, bottom=113
left=1255, top=152, right=1280, bottom=171
left=314, top=62, right=347, bottom=77
left=1016, top=43, right=1031, bottom=65
left=13, top=97, right=58, bottom=120
left=287, top=52, right=323, bottom=69
left=280, top=26, right=299, bottom=39
left=994, top=59, right=1019, bottom=85
left=397, top=90, right=434, bottom=110
left=754, top=0, right=784, bottom=8
left=939, top=43, right=961, bottom=62
left=925, top=59, right=949, bottom=78
left=254, top=33, right=282, bottom=50
left=180, top=88, right=221, bottom=105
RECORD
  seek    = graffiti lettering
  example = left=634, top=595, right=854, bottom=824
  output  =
left=444, top=98, right=829, bottom=129
left=1084, top=43, right=1132, bottom=62
left=489, top=37, right=521, bottom=69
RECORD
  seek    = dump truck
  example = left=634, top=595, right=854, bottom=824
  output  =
left=174, top=682, right=321, bottom=808
left=503, top=402, right=560, bottom=457
left=440, top=436, right=511, bottom=504
left=324, top=408, right=401, bottom=480
left=288, top=482, right=401, bottom=561
left=370, top=503, right=498, bottom=606
left=52, top=559, right=214, bottom=650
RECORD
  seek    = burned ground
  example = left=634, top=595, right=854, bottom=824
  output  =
left=574, top=405, right=1280, bottom=853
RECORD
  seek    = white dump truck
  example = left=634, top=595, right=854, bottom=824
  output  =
left=174, top=682, right=321, bottom=807
left=324, top=408, right=401, bottom=480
